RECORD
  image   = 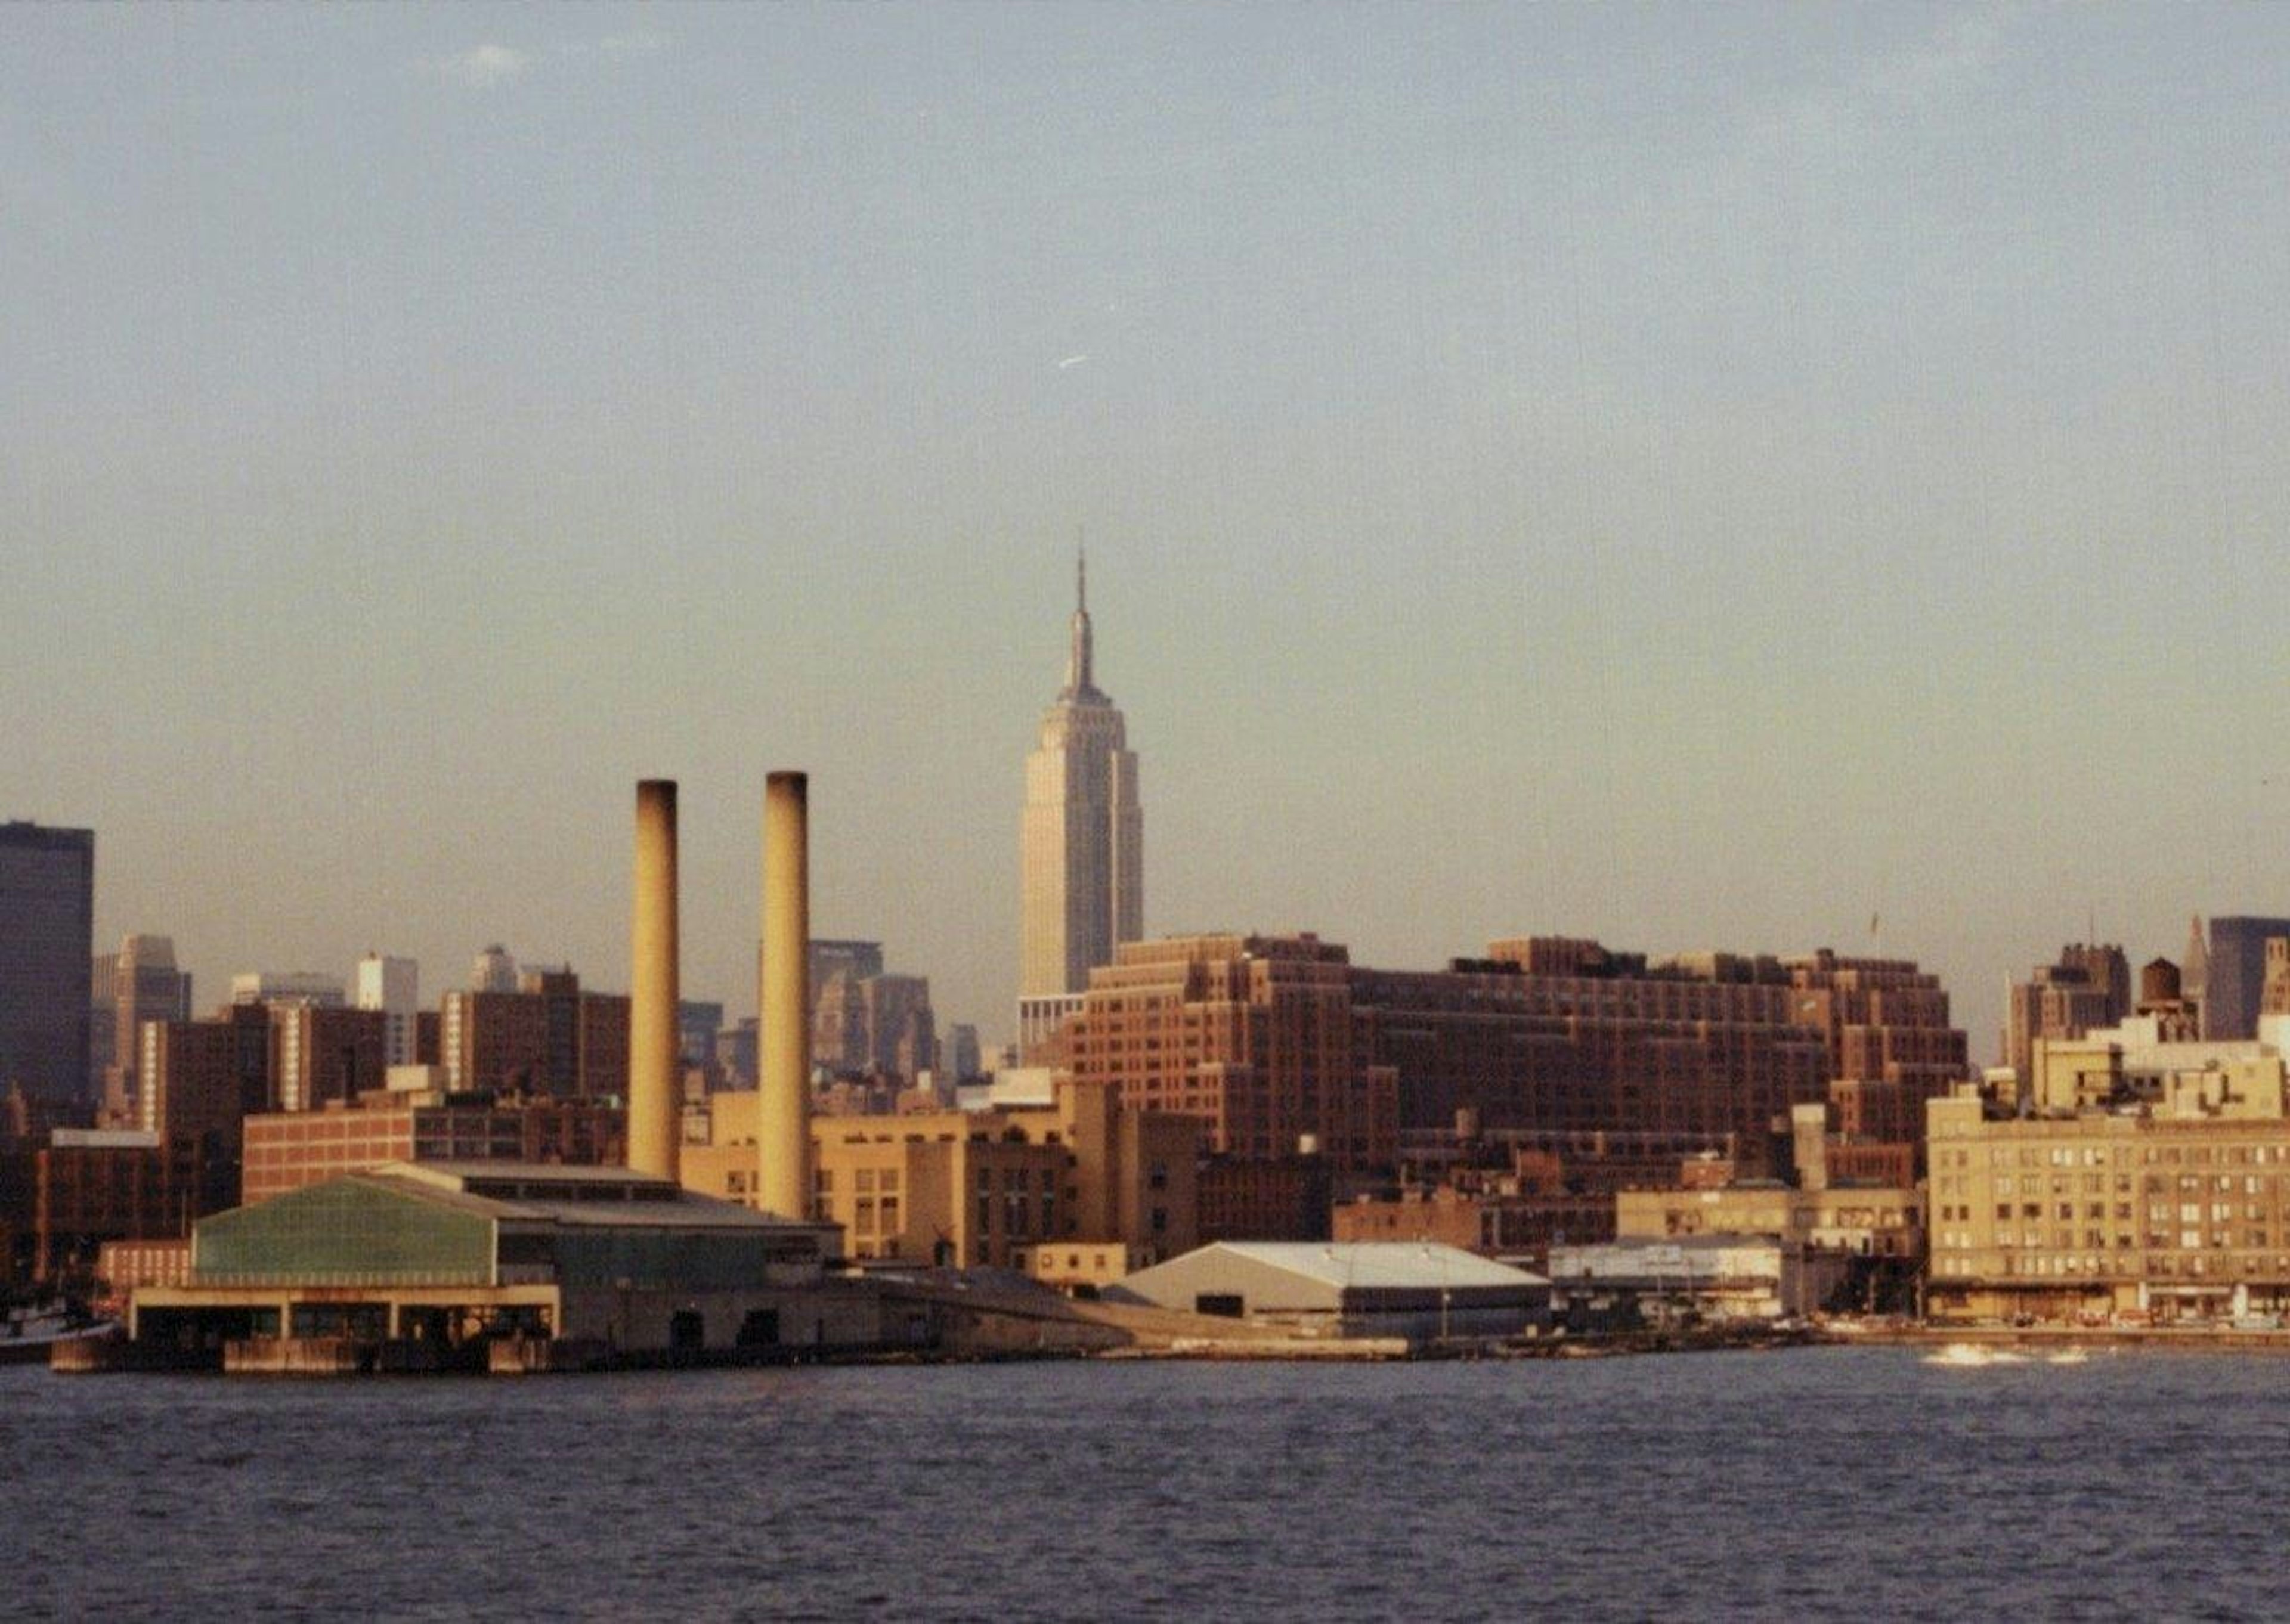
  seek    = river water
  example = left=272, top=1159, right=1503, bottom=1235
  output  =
left=5, top=1346, right=2287, bottom=1620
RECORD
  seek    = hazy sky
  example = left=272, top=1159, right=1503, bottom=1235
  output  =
left=5, top=4, right=2287, bottom=1061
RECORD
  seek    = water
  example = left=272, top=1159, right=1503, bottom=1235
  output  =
left=5, top=1347, right=2288, bottom=1620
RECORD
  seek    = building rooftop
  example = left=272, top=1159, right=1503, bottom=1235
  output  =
left=1200, top=1241, right=1547, bottom=1291
left=1554, top=1234, right=1789, bottom=1256
left=361, top=1163, right=825, bottom=1232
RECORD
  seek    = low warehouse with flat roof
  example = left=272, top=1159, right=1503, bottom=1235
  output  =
left=1546, top=1235, right=1843, bottom=1323
left=1109, top=1241, right=1549, bottom=1343
left=129, top=1163, right=874, bottom=1369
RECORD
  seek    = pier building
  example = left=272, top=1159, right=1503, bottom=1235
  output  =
left=1109, top=1240, right=1549, bottom=1344
left=127, top=1162, right=865, bottom=1368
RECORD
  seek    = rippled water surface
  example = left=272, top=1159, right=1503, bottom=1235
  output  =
left=7, top=1347, right=2290, bottom=1619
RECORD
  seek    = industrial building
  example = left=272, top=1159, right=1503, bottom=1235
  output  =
left=689, top=1074, right=1200, bottom=1276
left=1611, top=1102, right=1924, bottom=1298
left=4, top=1127, right=207, bottom=1287
left=1110, top=1241, right=1549, bottom=1343
left=1062, top=934, right=1966, bottom=1186
left=240, top=1093, right=623, bottom=1202
left=1546, top=1235, right=1839, bottom=1324
left=1926, top=1013, right=2290, bottom=1324
left=129, top=1163, right=865, bottom=1368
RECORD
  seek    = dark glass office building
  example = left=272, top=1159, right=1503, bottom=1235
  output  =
left=0, top=820, right=95, bottom=1112
left=2206, top=916, right=2290, bottom=1040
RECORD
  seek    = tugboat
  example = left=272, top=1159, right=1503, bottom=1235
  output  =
left=0, top=1301, right=122, bottom=1366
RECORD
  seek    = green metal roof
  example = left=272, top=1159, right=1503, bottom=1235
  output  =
left=194, top=1176, right=494, bottom=1287
left=189, top=1166, right=837, bottom=1292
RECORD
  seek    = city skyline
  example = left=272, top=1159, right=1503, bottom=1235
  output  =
left=5, top=6, right=2289, bottom=1055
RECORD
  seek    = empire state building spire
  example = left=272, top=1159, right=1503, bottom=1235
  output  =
left=1065, top=543, right=1095, bottom=698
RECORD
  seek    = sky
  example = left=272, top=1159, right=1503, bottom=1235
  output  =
left=4, top=4, right=2287, bottom=1061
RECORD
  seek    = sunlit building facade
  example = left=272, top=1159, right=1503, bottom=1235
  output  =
left=1020, top=555, right=1142, bottom=1018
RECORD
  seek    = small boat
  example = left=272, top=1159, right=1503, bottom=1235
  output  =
left=2045, top=1347, right=2090, bottom=1366
left=0, top=1304, right=122, bottom=1366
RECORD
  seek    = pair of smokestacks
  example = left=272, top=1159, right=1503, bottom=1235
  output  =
left=628, top=772, right=810, bottom=1219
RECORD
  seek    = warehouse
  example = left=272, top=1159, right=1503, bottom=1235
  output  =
left=1546, top=1235, right=1845, bottom=1324
left=1109, top=1241, right=1549, bottom=1343
left=128, top=1162, right=875, bottom=1368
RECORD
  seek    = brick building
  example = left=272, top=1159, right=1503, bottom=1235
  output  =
left=270, top=1004, right=388, bottom=1112
left=1064, top=935, right=1399, bottom=1170
left=1069, top=933, right=1964, bottom=1171
left=440, top=971, right=629, bottom=1098
left=1197, top=1155, right=1334, bottom=1244
left=137, top=1003, right=272, bottom=1213
left=241, top=1098, right=626, bottom=1204
left=1062, top=932, right=1964, bottom=1245
left=21, top=1129, right=206, bottom=1286
left=1926, top=1043, right=2290, bottom=1324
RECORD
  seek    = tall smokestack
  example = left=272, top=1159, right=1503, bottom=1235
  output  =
left=759, top=771, right=812, bottom=1219
left=628, top=779, right=681, bottom=1179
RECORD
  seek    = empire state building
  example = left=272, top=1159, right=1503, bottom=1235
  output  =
left=1019, top=554, right=1142, bottom=1048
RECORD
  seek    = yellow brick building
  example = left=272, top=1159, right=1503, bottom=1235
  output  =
left=1614, top=1183, right=1922, bottom=1260
left=686, top=1077, right=1197, bottom=1279
left=1927, top=1046, right=2290, bottom=1324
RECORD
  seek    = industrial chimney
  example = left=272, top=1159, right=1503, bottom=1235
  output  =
left=758, top=771, right=813, bottom=1219
left=627, top=779, right=681, bottom=1180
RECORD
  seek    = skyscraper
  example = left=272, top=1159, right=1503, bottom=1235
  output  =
left=355, top=954, right=420, bottom=1068
left=1019, top=553, right=1143, bottom=1049
left=96, top=935, right=193, bottom=1124
left=471, top=944, right=519, bottom=994
left=804, top=938, right=937, bottom=1080
left=2204, top=916, right=2290, bottom=1040
left=0, top=821, right=95, bottom=1114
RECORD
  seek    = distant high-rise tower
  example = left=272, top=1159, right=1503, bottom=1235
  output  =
left=2204, top=917, right=2290, bottom=1040
left=355, top=953, right=420, bottom=1068
left=1019, top=550, right=1142, bottom=1046
left=0, top=821, right=95, bottom=1114
left=98, top=935, right=193, bottom=1123
left=2001, top=944, right=2127, bottom=1077
left=471, top=944, right=519, bottom=994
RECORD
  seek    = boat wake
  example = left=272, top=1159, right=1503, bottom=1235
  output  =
left=1923, top=1343, right=2029, bottom=1368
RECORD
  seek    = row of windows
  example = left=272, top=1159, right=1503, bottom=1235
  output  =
left=1937, top=1143, right=2290, bottom=1170
left=1936, top=1229, right=2290, bottom=1259
left=1953, top=1173, right=2290, bottom=1198
left=1935, top=1253, right=2290, bottom=1278
left=974, top=1191, right=1057, bottom=1236
left=1938, top=1196, right=2282, bottom=1224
